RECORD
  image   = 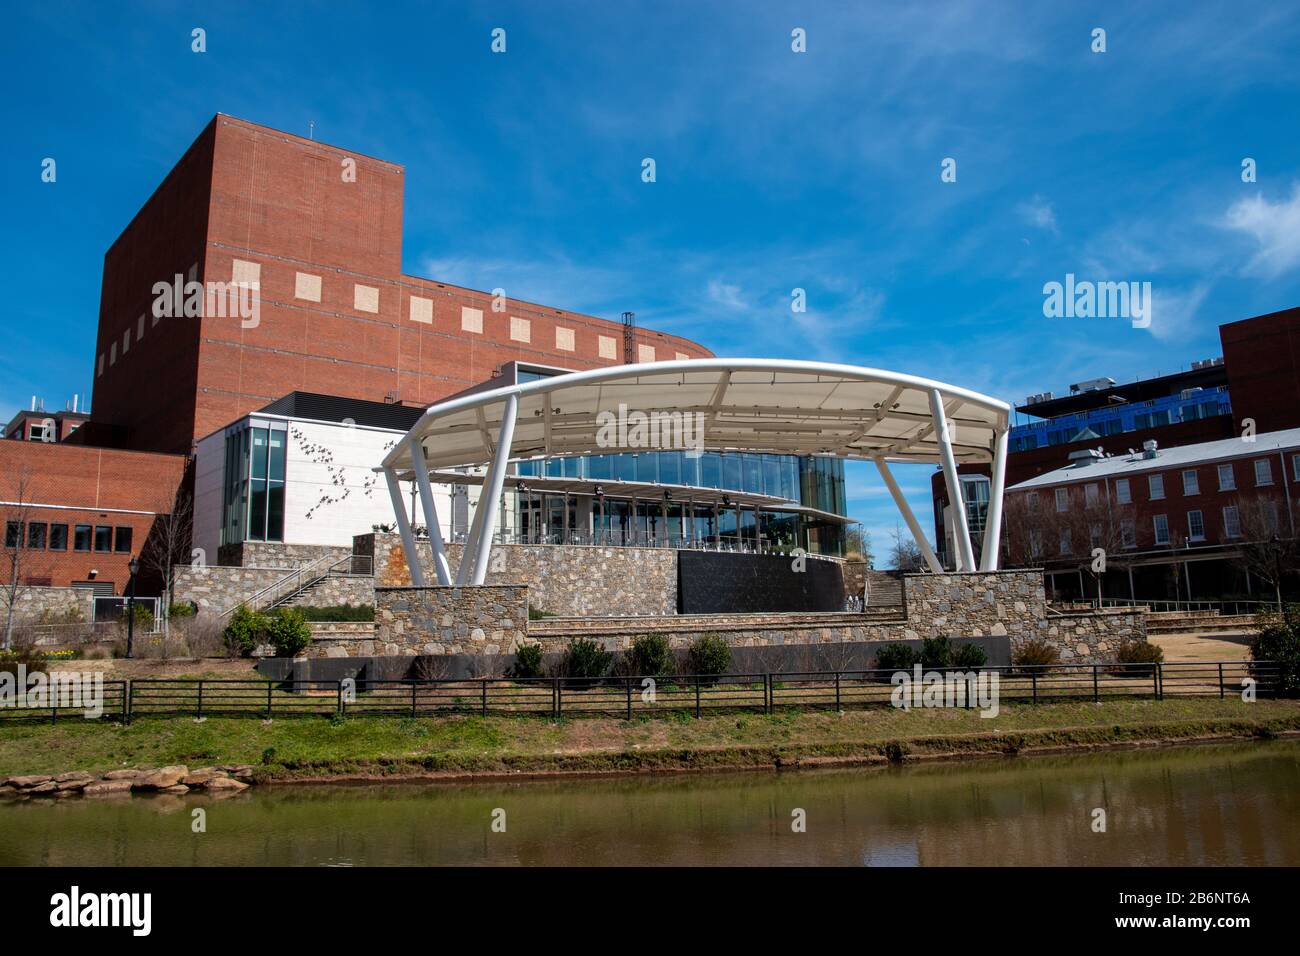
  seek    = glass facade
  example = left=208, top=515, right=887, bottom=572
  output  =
left=221, top=422, right=287, bottom=545
left=1010, top=388, right=1231, bottom=452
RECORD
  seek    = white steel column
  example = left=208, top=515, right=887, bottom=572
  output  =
left=469, top=393, right=519, bottom=586
left=979, top=425, right=1009, bottom=571
left=384, top=466, right=426, bottom=587
left=873, top=457, right=943, bottom=574
left=408, top=437, right=452, bottom=586
left=930, top=388, right=976, bottom=572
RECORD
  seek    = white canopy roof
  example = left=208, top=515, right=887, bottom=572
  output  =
left=382, top=358, right=1010, bottom=472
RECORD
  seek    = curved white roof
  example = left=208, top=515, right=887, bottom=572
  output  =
left=384, top=358, right=1010, bottom=472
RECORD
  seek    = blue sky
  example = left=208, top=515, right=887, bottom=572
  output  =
left=6, top=1, right=1300, bottom=563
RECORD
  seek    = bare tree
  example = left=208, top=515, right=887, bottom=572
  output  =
left=888, top=522, right=926, bottom=572
left=1000, top=492, right=1055, bottom=569
left=844, top=526, right=873, bottom=566
left=1234, top=495, right=1300, bottom=612
left=1, top=467, right=44, bottom=651
left=140, top=488, right=193, bottom=645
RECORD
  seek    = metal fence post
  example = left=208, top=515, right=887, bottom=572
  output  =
left=694, top=676, right=701, bottom=719
left=266, top=681, right=273, bottom=719
left=1031, top=670, right=1038, bottom=704
left=1092, top=665, right=1099, bottom=703
left=481, top=679, right=488, bottom=717
left=337, top=680, right=344, bottom=716
left=1153, top=663, right=1160, bottom=700
left=411, top=681, right=418, bottom=718
left=1219, top=662, right=1225, bottom=699
left=197, top=680, right=204, bottom=720
left=835, top=672, right=841, bottom=711
left=625, top=676, right=633, bottom=720
left=125, top=680, right=132, bottom=724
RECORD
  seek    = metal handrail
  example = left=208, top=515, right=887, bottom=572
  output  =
left=220, top=553, right=337, bottom=618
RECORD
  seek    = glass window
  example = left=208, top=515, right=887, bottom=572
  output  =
left=1182, top=469, right=1199, bottom=495
left=658, top=452, right=682, bottom=486
left=1085, top=483, right=1099, bottom=506
left=700, top=453, right=721, bottom=488
left=1148, top=474, right=1165, bottom=500
left=1187, top=510, right=1205, bottom=541
left=722, top=454, right=742, bottom=491
left=1254, top=459, right=1273, bottom=486
left=27, top=522, right=47, bottom=549
left=48, top=524, right=67, bottom=551
left=74, top=524, right=91, bottom=551
left=93, top=525, right=112, bottom=552
left=1218, top=463, right=1235, bottom=490
left=1121, top=519, right=1136, bottom=549
left=114, top=527, right=133, bottom=553
left=1152, top=514, right=1170, bottom=545
left=1115, top=479, right=1131, bottom=504
left=1055, top=487, right=1068, bottom=512
left=762, top=456, right=781, bottom=497
left=1222, top=505, right=1241, bottom=538
left=1059, top=528, right=1072, bottom=555
left=743, top=455, right=762, bottom=492
left=4, top=521, right=19, bottom=549
left=1292, top=454, right=1300, bottom=483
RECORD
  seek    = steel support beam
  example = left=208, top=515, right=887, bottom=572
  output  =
left=873, top=457, right=943, bottom=574
left=408, top=437, right=452, bottom=586
left=979, top=425, right=1008, bottom=571
left=930, top=388, right=976, bottom=572
left=384, top=467, right=426, bottom=587
left=468, top=393, right=519, bottom=586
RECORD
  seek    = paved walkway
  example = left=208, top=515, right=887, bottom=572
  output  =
left=1149, top=631, right=1253, bottom=662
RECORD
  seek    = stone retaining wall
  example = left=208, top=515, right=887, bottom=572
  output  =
left=366, top=585, right=528, bottom=657
left=172, top=566, right=288, bottom=613
left=284, top=575, right=374, bottom=609
left=4, top=585, right=95, bottom=625
left=358, top=533, right=676, bottom=616
left=217, top=542, right=353, bottom=570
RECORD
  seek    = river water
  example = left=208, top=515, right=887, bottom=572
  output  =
left=3, top=741, right=1298, bottom=866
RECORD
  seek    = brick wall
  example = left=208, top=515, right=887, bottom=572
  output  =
left=90, top=114, right=713, bottom=455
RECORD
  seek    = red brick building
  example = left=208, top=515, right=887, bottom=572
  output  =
left=0, top=441, right=188, bottom=592
left=1002, top=430, right=1300, bottom=602
left=89, top=115, right=712, bottom=455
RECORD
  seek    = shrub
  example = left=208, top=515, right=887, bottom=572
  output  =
left=628, top=634, right=673, bottom=678
left=222, top=605, right=264, bottom=658
left=686, top=633, right=731, bottom=679
left=920, top=635, right=952, bottom=669
left=298, top=603, right=374, bottom=623
left=561, top=638, right=612, bottom=681
left=511, top=642, right=545, bottom=679
left=1011, top=638, right=1060, bottom=670
left=167, top=602, right=196, bottom=619
left=528, top=605, right=556, bottom=621
left=952, top=642, right=988, bottom=669
left=873, top=643, right=917, bottom=671
left=1252, top=605, right=1300, bottom=696
left=36, top=606, right=85, bottom=626
left=264, top=607, right=312, bottom=657
left=1116, top=639, right=1164, bottom=665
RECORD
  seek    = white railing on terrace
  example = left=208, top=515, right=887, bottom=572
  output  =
left=445, top=529, right=842, bottom=561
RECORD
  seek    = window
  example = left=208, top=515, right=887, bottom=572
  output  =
left=1089, top=523, right=1102, bottom=550
left=114, top=527, right=132, bottom=553
left=93, top=525, right=112, bottom=552
left=1055, top=487, right=1069, bottom=512
left=74, top=524, right=91, bottom=552
left=1218, top=463, right=1236, bottom=490
left=1263, top=500, right=1281, bottom=535
left=26, top=522, right=47, bottom=549
left=1153, top=514, right=1170, bottom=545
left=1027, top=492, right=1040, bottom=512
left=1029, top=530, right=1043, bottom=558
left=1187, top=510, right=1205, bottom=542
left=48, top=524, right=67, bottom=551
left=1059, top=528, right=1072, bottom=555
left=1085, top=483, right=1099, bottom=506
left=1223, top=505, right=1241, bottom=539
left=1292, top=454, right=1300, bottom=482
left=1182, top=469, right=1199, bottom=495
left=1254, top=459, right=1273, bottom=486
left=1121, top=519, right=1137, bottom=549
left=1115, top=479, right=1131, bottom=504
left=222, top=424, right=288, bottom=546
left=4, top=521, right=19, bottom=549
left=1148, top=474, right=1165, bottom=500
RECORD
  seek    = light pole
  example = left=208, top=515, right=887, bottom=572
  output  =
left=126, top=556, right=139, bottom=659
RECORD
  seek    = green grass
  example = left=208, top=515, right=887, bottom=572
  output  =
left=2, top=697, right=1298, bottom=781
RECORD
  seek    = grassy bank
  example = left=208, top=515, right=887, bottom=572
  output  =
left=3, top=697, right=1299, bottom=782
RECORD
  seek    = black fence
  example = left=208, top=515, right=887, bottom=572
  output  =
left=0, top=662, right=1286, bottom=723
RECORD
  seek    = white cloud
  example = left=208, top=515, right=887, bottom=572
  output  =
left=1016, top=194, right=1057, bottom=234
left=1222, top=184, right=1300, bottom=278
left=705, top=279, right=746, bottom=310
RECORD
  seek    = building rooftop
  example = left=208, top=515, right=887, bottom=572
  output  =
left=1007, top=427, right=1300, bottom=490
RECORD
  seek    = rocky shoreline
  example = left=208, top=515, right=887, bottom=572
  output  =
left=0, top=765, right=254, bottom=799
